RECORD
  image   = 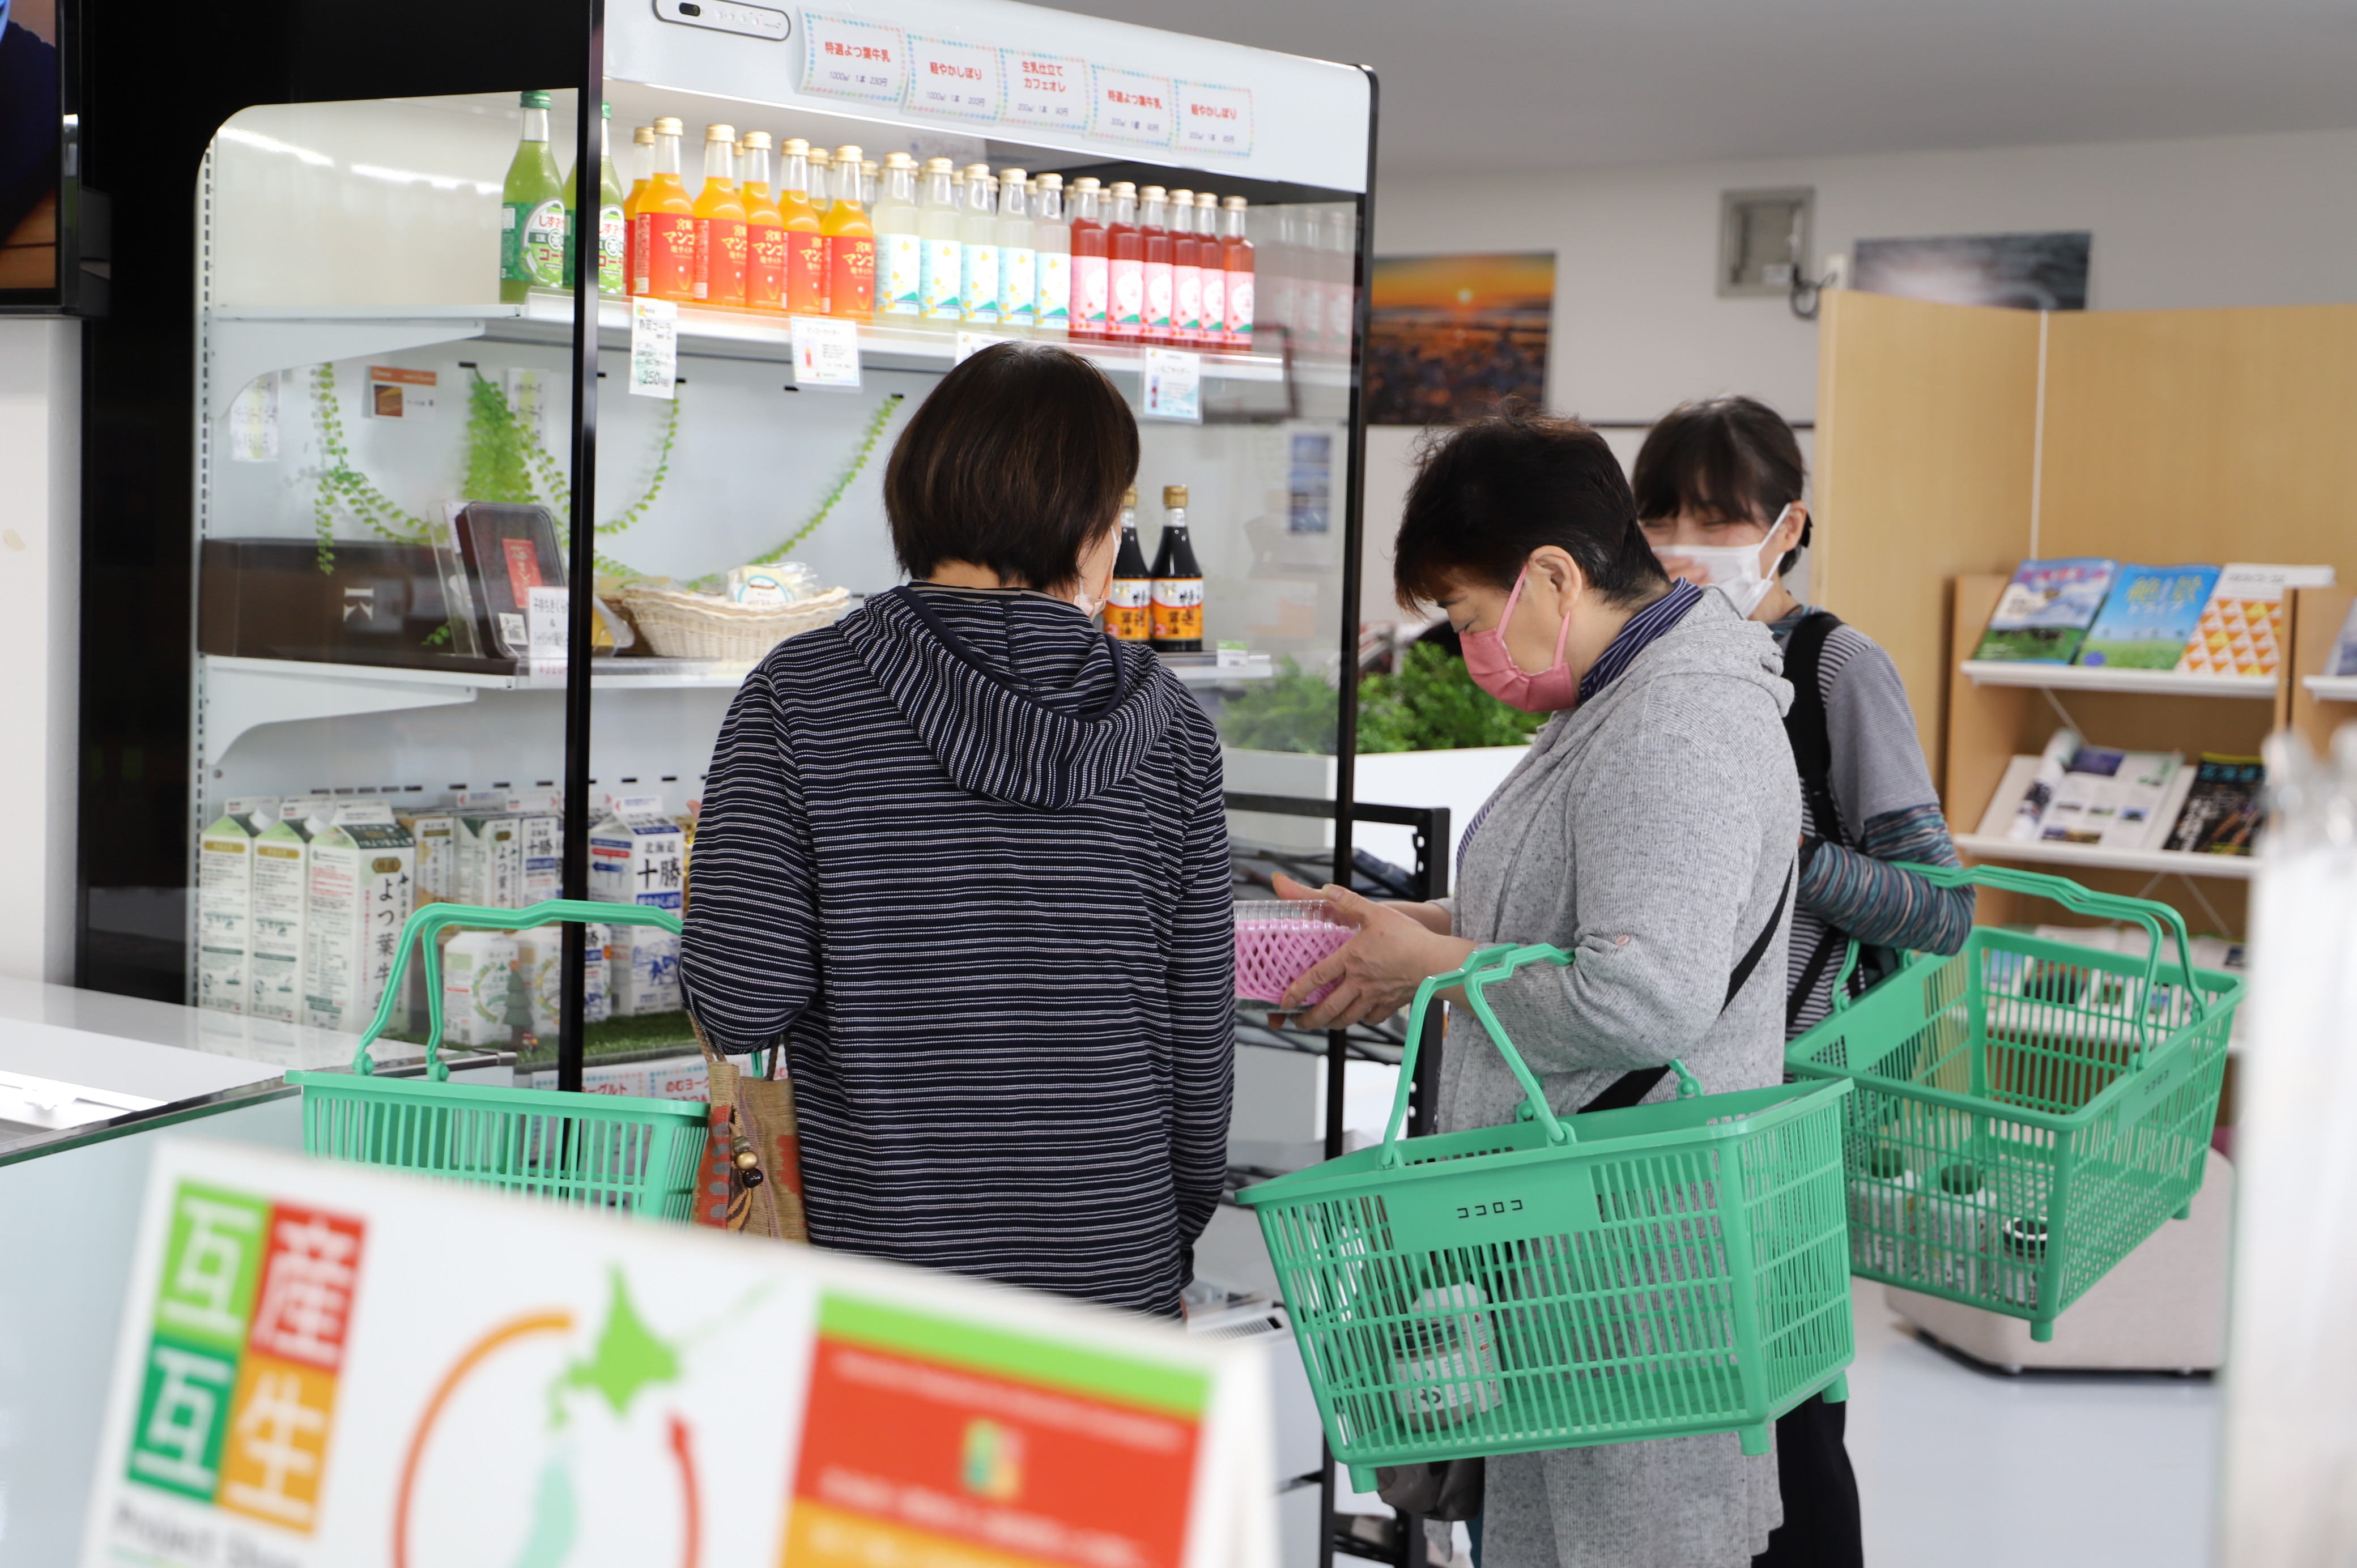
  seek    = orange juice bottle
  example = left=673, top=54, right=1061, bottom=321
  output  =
left=822, top=143, right=875, bottom=320
left=639, top=118, right=697, bottom=304
left=692, top=123, right=747, bottom=307
left=739, top=131, right=786, bottom=313
left=622, top=125, right=653, bottom=295
left=777, top=138, right=826, bottom=316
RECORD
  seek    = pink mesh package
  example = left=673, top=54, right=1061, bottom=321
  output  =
left=1235, top=900, right=1353, bottom=1006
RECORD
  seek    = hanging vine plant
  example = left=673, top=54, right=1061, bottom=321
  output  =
left=307, top=363, right=433, bottom=572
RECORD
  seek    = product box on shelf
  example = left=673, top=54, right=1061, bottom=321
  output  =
left=590, top=795, right=685, bottom=1016
left=454, top=813, right=523, bottom=909
left=516, top=921, right=612, bottom=1035
left=195, top=811, right=262, bottom=1015
left=197, top=539, right=457, bottom=666
left=440, top=929, right=518, bottom=1046
left=398, top=807, right=458, bottom=901
left=248, top=815, right=309, bottom=1023
left=519, top=811, right=563, bottom=905
left=302, top=812, right=416, bottom=1033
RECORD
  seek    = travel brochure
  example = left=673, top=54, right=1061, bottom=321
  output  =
left=1973, top=557, right=2337, bottom=676
left=1976, top=731, right=2261, bottom=858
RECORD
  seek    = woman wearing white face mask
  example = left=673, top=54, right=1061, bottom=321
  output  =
left=1634, top=396, right=1974, bottom=1568
left=1275, top=413, right=1801, bottom=1568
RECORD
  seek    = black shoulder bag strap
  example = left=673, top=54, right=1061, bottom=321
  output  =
left=1578, top=860, right=1794, bottom=1114
left=1780, top=610, right=1856, bottom=1028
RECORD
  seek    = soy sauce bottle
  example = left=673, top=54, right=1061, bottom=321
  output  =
left=1105, top=487, right=1152, bottom=642
left=1149, top=484, right=1204, bottom=652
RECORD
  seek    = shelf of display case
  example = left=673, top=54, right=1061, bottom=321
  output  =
left=1959, top=660, right=2278, bottom=698
left=2301, top=674, right=2357, bottom=703
left=209, top=299, right=1332, bottom=390
left=1954, top=832, right=2258, bottom=881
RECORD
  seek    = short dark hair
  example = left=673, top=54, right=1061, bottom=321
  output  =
left=1631, top=395, right=1811, bottom=577
left=1393, top=412, right=1670, bottom=611
left=884, top=341, right=1138, bottom=587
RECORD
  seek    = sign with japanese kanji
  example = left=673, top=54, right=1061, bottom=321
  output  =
left=904, top=33, right=1001, bottom=121
left=1088, top=62, right=1176, bottom=147
left=83, top=1141, right=1277, bottom=1568
left=800, top=8, right=907, bottom=103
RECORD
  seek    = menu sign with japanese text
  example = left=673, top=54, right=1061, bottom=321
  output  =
left=1001, top=48, right=1086, bottom=131
left=1089, top=63, right=1176, bottom=146
left=1175, top=80, right=1254, bottom=158
left=83, top=1141, right=1277, bottom=1568
left=802, top=10, right=907, bottom=103
left=905, top=33, right=1001, bottom=121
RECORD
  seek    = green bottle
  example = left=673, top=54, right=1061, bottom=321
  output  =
left=501, top=90, right=568, bottom=302
left=563, top=100, right=628, bottom=297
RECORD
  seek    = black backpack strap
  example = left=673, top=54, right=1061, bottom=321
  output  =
left=1580, top=860, right=1794, bottom=1114
left=1781, top=611, right=1849, bottom=851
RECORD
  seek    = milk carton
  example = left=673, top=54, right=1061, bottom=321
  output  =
left=514, top=922, right=612, bottom=1036
left=517, top=811, right=563, bottom=905
left=398, top=806, right=458, bottom=902
left=440, top=930, right=517, bottom=1046
left=196, top=811, right=261, bottom=1015
left=454, top=813, right=523, bottom=909
left=303, top=812, right=416, bottom=1033
left=589, top=795, right=685, bottom=1015
left=249, top=816, right=310, bottom=1023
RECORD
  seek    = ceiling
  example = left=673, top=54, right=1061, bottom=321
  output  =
left=1050, top=0, right=2357, bottom=174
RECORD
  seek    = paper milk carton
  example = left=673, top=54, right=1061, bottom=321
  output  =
left=589, top=795, right=685, bottom=1015
left=517, top=810, right=563, bottom=906
left=514, top=922, right=612, bottom=1036
left=196, top=810, right=262, bottom=1015
left=440, top=929, right=518, bottom=1046
left=248, top=815, right=311, bottom=1023
left=398, top=805, right=458, bottom=902
left=454, top=813, right=524, bottom=909
left=302, top=812, right=416, bottom=1033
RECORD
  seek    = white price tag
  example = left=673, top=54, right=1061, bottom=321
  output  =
left=1215, top=641, right=1250, bottom=669
left=801, top=10, right=907, bottom=101
left=1143, top=347, right=1202, bottom=423
left=1175, top=81, right=1254, bottom=157
left=906, top=33, right=1001, bottom=121
left=793, top=314, right=863, bottom=386
left=526, top=585, right=570, bottom=657
left=1088, top=63, right=1175, bottom=146
left=1001, top=48, right=1085, bottom=131
left=227, top=372, right=280, bottom=462
left=954, top=330, right=1011, bottom=364
left=630, top=297, right=678, bottom=399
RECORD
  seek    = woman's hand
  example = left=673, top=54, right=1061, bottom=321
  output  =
left=1272, top=879, right=1478, bottom=1030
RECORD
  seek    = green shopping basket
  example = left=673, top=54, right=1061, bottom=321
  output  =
left=1785, top=863, right=2241, bottom=1341
left=287, top=900, right=708, bottom=1222
left=1237, top=944, right=1856, bottom=1489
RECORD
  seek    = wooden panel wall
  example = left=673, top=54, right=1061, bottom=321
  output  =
left=1812, top=291, right=2041, bottom=785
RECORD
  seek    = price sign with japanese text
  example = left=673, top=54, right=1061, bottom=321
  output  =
left=904, top=33, right=1000, bottom=121
left=1088, top=62, right=1175, bottom=147
left=801, top=8, right=906, bottom=103
left=1000, top=48, right=1086, bottom=132
left=1175, top=81, right=1254, bottom=158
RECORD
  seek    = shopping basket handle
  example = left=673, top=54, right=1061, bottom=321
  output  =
left=1896, top=862, right=2207, bottom=1053
left=1376, top=944, right=1517, bottom=1168
left=351, top=900, right=684, bottom=1081
left=1379, top=943, right=1579, bottom=1166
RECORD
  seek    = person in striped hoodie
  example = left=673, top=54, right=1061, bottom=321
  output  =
left=681, top=342, right=1233, bottom=1318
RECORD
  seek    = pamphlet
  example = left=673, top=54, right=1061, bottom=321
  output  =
left=1973, top=558, right=2117, bottom=664
left=2073, top=564, right=2219, bottom=668
left=2175, top=563, right=2337, bottom=678
left=2037, top=747, right=2184, bottom=850
left=2164, top=754, right=2266, bottom=855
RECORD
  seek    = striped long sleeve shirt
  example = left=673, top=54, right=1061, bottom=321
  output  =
left=680, top=584, right=1235, bottom=1316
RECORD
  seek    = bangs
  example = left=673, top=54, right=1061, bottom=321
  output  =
left=1630, top=416, right=1776, bottom=525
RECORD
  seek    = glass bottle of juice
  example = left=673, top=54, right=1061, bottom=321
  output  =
left=861, top=159, right=879, bottom=207
left=640, top=117, right=698, bottom=304
left=561, top=101, right=627, bottom=298
left=1138, top=186, right=1173, bottom=347
left=692, top=123, right=747, bottom=308
left=1105, top=487, right=1152, bottom=642
left=500, top=90, right=567, bottom=303
left=738, top=131, right=786, bottom=313
left=1168, top=188, right=1199, bottom=348
left=1265, top=206, right=1297, bottom=348
left=822, top=144, right=875, bottom=319
left=1220, top=196, right=1255, bottom=350
left=776, top=139, right=825, bottom=317
left=958, top=165, right=1000, bottom=329
left=807, top=146, right=833, bottom=214
left=1067, top=177, right=1105, bottom=342
left=1149, top=484, right=1205, bottom=653
left=995, top=170, right=1035, bottom=336
left=1194, top=193, right=1223, bottom=349
left=1032, top=173, right=1069, bottom=339
left=624, top=125, right=654, bottom=296
left=1106, top=181, right=1142, bottom=340
left=916, top=156, right=962, bottom=331
left=871, top=151, right=922, bottom=325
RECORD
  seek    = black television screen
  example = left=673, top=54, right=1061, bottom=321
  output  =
left=0, top=0, right=60, bottom=301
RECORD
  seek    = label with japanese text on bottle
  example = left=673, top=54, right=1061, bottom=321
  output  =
left=504, top=198, right=567, bottom=287
left=597, top=204, right=626, bottom=296
left=1105, top=577, right=1151, bottom=641
left=828, top=235, right=877, bottom=318
left=646, top=213, right=697, bottom=301
left=1072, top=253, right=1107, bottom=331
left=1150, top=577, right=1204, bottom=642
left=881, top=233, right=923, bottom=316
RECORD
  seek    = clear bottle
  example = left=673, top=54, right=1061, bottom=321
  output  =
left=995, top=170, right=1036, bottom=335
left=1219, top=196, right=1256, bottom=350
left=1263, top=205, right=1297, bottom=347
left=623, top=124, right=655, bottom=297
left=561, top=100, right=627, bottom=298
left=1031, top=173, right=1069, bottom=339
left=1149, top=484, right=1204, bottom=652
left=807, top=145, right=833, bottom=214
left=871, top=151, right=922, bottom=324
left=1324, top=207, right=1359, bottom=357
left=1106, top=486, right=1151, bottom=641
left=1107, top=181, right=1143, bottom=340
left=959, top=163, right=1000, bottom=329
left=1933, top=1163, right=1988, bottom=1297
left=916, top=156, right=963, bottom=330
left=1067, top=177, right=1106, bottom=342
left=499, top=90, right=567, bottom=302
left=861, top=159, right=879, bottom=207
left=776, top=138, right=825, bottom=316
left=639, top=117, right=697, bottom=304
left=1138, top=185, right=1173, bottom=346
left=1195, top=193, right=1224, bottom=351
left=691, top=123, right=746, bottom=306
left=821, top=144, right=874, bottom=319
left=1168, top=188, right=1200, bottom=348
left=739, top=130, right=785, bottom=313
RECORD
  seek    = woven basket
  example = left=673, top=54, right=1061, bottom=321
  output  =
left=618, top=584, right=852, bottom=661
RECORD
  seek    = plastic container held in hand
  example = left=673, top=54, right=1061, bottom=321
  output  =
left=1234, top=900, right=1351, bottom=1005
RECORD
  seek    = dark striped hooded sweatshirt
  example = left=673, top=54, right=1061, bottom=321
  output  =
left=680, top=583, right=1234, bottom=1315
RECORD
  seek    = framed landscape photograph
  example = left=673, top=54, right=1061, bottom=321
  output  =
left=1364, top=252, right=1554, bottom=426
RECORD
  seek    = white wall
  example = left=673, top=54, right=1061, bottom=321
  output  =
left=0, top=318, right=82, bottom=984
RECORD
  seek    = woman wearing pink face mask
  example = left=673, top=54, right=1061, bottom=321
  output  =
left=1276, top=412, right=1801, bottom=1568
